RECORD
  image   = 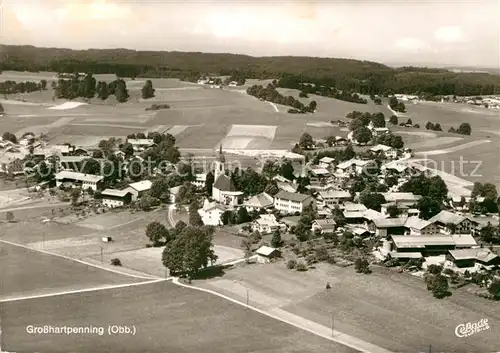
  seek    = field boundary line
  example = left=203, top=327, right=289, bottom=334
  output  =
left=0, top=239, right=161, bottom=281
left=0, top=279, right=168, bottom=303
left=171, top=277, right=393, bottom=353
left=0, top=202, right=69, bottom=213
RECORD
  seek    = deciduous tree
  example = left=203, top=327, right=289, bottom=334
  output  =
left=360, top=192, right=386, bottom=211
left=145, top=221, right=170, bottom=246
left=299, top=132, right=314, bottom=149
left=189, top=201, right=204, bottom=226
left=353, top=126, right=372, bottom=144
left=162, top=226, right=218, bottom=275
left=271, top=229, right=283, bottom=248
left=141, top=80, right=155, bottom=99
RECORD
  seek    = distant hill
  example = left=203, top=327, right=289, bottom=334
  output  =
left=1, top=44, right=499, bottom=96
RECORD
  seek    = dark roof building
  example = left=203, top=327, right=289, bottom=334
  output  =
left=213, top=174, right=238, bottom=192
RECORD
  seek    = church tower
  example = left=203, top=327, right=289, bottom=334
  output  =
left=214, top=144, right=225, bottom=181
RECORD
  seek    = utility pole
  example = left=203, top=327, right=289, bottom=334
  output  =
left=246, top=287, right=249, bottom=307
left=100, top=246, right=103, bottom=264
left=429, top=344, right=432, bottom=353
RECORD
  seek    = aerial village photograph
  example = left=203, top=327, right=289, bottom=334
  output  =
left=0, top=1, right=499, bottom=352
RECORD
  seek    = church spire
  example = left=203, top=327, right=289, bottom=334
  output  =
left=218, top=144, right=225, bottom=163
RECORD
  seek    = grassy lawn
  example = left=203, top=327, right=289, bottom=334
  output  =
left=283, top=266, right=500, bottom=353
left=198, top=262, right=500, bottom=353
left=1, top=281, right=354, bottom=353
left=413, top=140, right=500, bottom=190
left=0, top=242, right=143, bottom=301
left=0, top=220, right=93, bottom=245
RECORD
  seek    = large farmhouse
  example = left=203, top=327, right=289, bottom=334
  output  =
left=55, top=171, right=103, bottom=191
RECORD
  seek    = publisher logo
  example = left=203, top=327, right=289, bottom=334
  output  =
left=455, top=318, right=490, bottom=338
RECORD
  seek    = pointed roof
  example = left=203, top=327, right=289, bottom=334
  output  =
left=213, top=174, right=238, bottom=192
left=217, top=144, right=225, bottom=163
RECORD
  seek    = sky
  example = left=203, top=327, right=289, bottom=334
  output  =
left=1, top=0, right=499, bottom=68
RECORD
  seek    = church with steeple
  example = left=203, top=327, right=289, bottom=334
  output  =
left=212, top=145, right=243, bottom=207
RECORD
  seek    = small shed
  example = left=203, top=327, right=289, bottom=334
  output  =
left=255, top=246, right=281, bottom=264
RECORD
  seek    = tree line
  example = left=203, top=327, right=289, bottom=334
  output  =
left=54, top=74, right=130, bottom=102
left=246, top=84, right=317, bottom=114
left=0, top=80, right=47, bottom=94
left=277, top=77, right=367, bottom=104
left=448, top=122, right=471, bottom=135
left=3, top=45, right=499, bottom=97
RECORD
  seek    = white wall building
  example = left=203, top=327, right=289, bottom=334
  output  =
left=273, top=190, right=315, bottom=214
left=100, top=189, right=132, bottom=208
left=198, top=201, right=227, bottom=226
left=55, top=171, right=103, bottom=191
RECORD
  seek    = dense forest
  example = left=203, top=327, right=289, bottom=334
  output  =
left=1, top=44, right=500, bottom=96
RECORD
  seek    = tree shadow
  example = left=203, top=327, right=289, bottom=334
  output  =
left=190, top=265, right=227, bottom=280
left=433, top=290, right=452, bottom=299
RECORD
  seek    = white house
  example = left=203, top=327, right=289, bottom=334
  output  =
left=273, top=190, right=315, bottom=214
left=381, top=192, right=422, bottom=207
left=317, top=190, right=352, bottom=207
left=382, top=162, right=409, bottom=175
left=319, top=156, right=335, bottom=169
left=193, top=173, right=207, bottom=189
left=404, top=216, right=440, bottom=236
left=370, top=144, right=397, bottom=159
left=371, top=127, right=390, bottom=137
left=100, top=189, right=132, bottom=208
left=429, top=210, right=478, bottom=235
left=55, top=171, right=103, bottom=191
left=169, top=185, right=182, bottom=204
left=336, top=159, right=370, bottom=175
left=198, top=201, right=227, bottom=226
left=126, top=180, right=152, bottom=201
left=127, top=139, right=155, bottom=152
left=252, top=214, right=285, bottom=234
left=311, top=219, right=337, bottom=234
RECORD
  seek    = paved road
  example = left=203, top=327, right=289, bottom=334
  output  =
left=167, top=204, right=177, bottom=228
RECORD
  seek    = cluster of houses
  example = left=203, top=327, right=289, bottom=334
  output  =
left=464, top=96, right=500, bottom=109
left=3, top=130, right=498, bottom=273
left=192, top=147, right=499, bottom=274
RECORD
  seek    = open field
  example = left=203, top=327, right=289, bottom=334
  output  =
left=91, top=244, right=244, bottom=278
left=1, top=280, right=353, bottom=353
left=0, top=242, right=144, bottom=301
left=276, top=88, right=392, bottom=119
left=199, top=262, right=500, bottom=353
left=411, top=141, right=500, bottom=191
left=2, top=70, right=499, bottom=188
